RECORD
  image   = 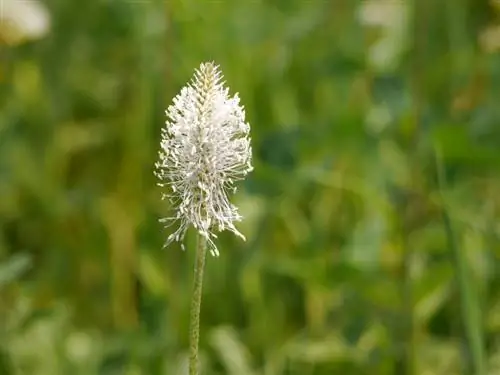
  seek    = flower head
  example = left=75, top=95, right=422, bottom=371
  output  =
left=155, top=62, right=253, bottom=256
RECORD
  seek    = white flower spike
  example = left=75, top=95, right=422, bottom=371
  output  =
left=155, top=62, right=253, bottom=256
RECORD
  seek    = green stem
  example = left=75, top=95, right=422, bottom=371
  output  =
left=189, top=235, right=207, bottom=375
left=435, top=148, right=485, bottom=375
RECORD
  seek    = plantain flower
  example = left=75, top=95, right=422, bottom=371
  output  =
left=155, top=62, right=253, bottom=256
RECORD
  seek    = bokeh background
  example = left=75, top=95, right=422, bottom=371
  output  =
left=1, top=0, right=500, bottom=374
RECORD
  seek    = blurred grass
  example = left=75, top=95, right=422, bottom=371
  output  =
left=1, top=0, right=500, bottom=374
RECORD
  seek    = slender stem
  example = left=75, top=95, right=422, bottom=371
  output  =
left=189, top=235, right=207, bottom=375
left=399, top=219, right=416, bottom=375
left=435, top=148, right=486, bottom=375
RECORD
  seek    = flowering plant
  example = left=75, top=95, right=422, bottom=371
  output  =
left=155, top=62, right=253, bottom=375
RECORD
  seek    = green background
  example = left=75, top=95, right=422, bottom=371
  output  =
left=1, top=0, right=500, bottom=374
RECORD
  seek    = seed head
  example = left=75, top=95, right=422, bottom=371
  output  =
left=155, top=62, right=253, bottom=256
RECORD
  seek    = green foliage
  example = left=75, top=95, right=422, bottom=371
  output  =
left=1, top=0, right=499, bottom=374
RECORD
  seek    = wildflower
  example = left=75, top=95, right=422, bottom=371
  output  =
left=155, top=62, right=253, bottom=256
left=0, top=0, right=51, bottom=46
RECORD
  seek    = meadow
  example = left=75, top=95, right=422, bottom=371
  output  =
left=1, top=1, right=499, bottom=374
